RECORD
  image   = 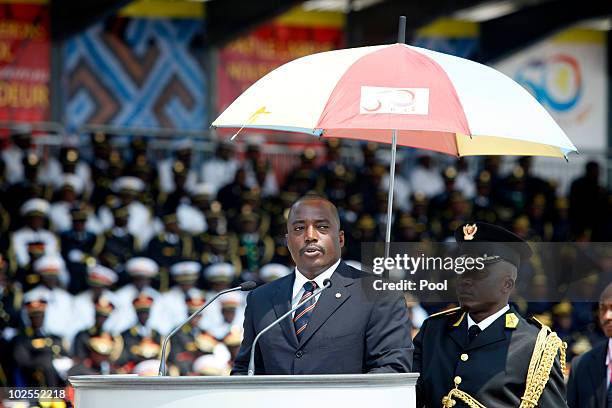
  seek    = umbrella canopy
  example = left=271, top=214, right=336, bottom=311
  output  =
left=213, top=43, right=577, bottom=158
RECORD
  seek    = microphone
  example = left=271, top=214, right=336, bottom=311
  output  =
left=158, top=281, right=256, bottom=376
left=247, top=278, right=332, bottom=376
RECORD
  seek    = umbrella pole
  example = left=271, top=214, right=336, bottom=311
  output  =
left=382, top=17, right=406, bottom=260
left=384, top=129, right=398, bottom=259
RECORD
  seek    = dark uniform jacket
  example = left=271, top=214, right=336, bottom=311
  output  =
left=117, top=324, right=162, bottom=368
left=414, top=307, right=567, bottom=408
left=232, top=261, right=413, bottom=375
left=567, top=341, right=609, bottom=408
left=13, top=327, right=67, bottom=387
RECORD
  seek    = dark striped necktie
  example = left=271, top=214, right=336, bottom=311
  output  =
left=294, top=281, right=318, bottom=341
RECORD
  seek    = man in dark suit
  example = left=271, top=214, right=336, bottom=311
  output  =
left=414, top=222, right=567, bottom=407
left=232, top=194, right=413, bottom=375
left=567, top=282, right=612, bottom=408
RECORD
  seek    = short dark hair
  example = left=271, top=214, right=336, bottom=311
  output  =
left=287, top=193, right=341, bottom=229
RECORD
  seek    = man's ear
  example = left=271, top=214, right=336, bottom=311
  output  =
left=502, top=276, right=515, bottom=294
left=339, top=230, right=345, bottom=248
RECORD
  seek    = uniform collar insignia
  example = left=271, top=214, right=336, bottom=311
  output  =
left=505, top=312, right=519, bottom=329
left=452, top=312, right=466, bottom=327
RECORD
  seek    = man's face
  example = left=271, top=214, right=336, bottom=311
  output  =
left=598, top=293, right=612, bottom=337
left=137, top=310, right=150, bottom=326
left=456, top=261, right=513, bottom=314
left=95, top=314, right=108, bottom=328
left=29, top=312, right=44, bottom=329
left=222, top=308, right=236, bottom=324
left=286, top=199, right=344, bottom=277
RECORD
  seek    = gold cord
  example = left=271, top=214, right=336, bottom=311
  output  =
left=441, top=325, right=567, bottom=408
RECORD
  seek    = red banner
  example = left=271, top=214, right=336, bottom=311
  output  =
left=217, top=22, right=344, bottom=115
left=0, top=3, right=50, bottom=123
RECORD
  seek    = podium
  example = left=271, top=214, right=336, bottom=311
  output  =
left=70, top=373, right=418, bottom=408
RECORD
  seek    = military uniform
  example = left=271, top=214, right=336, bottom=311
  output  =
left=99, top=203, right=137, bottom=281
left=116, top=293, right=163, bottom=372
left=12, top=298, right=69, bottom=387
left=414, top=307, right=567, bottom=407
left=146, top=212, right=194, bottom=292
left=414, top=222, right=568, bottom=408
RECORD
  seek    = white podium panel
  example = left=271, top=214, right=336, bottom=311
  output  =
left=70, top=373, right=418, bottom=408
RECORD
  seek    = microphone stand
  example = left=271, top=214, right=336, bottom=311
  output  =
left=158, top=282, right=256, bottom=376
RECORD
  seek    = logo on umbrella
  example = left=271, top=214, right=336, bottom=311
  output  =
left=360, top=86, right=429, bottom=115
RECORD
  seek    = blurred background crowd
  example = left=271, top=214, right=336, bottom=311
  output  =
left=0, top=129, right=610, bottom=390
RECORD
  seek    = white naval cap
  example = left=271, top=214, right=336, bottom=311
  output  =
left=259, top=263, right=291, bottom=283
left=133, top=359, right=161, bottom=376
left=87, top=264, right=118, bottom=286
left=57, top=173, right=84, bottom=194
left=192, top=354, right=231, bottom=376
left=190, top=183, right=214, bottom=198
left=20, top=198, right=50, bottom=217
left=112, top=176, right=145, bottom=193
left=126, top=257, right=159, bottom=278
left=33, top=254, right=66, bottom=275
left=171, top=261, right=201, bottom=283
left=204, top=262, right=235, bottom=283
left=220, top=291, right=241, bottom=309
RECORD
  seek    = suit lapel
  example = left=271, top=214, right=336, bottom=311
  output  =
left=271, top=274, right=298, bottom=348
left=587, top=343, right=607, bottom=408
left=464, top=310, right=509, bottom=352
left=297, top=262, right=352, bottom=347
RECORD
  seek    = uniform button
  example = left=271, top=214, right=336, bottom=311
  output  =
left=460, top=353, right=469, bottom=361
left=454, top=376, right=462, bottom=385
left=295, top=350, right=303, bottom=358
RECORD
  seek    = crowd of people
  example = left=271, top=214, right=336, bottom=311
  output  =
left=0, top=130, right=610, bottom=391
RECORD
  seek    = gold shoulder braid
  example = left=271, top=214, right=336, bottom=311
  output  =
left=442, top=323, right=567, bottom=408
left=519, top=325, right=566, bottom=408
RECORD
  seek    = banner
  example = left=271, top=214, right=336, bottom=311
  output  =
left=495, top=29, right=607, bottom=151
left=0, top=3, right=50, bottom=123
left=64, top=17, right=206, bottom=130
left=216, top=8, right=345, bottom=116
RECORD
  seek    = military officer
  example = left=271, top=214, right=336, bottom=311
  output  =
left=414, top=222, right=567, bottom=408
left=157, top=260, right=206, bottom=334
left=72, top=297, right=118, bottom=361
left=117, top=293, right=163, bottom=372
left=60, top=203, right=105, bottom=294
left=168, top=293, right=217, bottom=375
left=10, top=198, right=59, bottom=269
left=13, top=295, right=69, bottom=387
left=23, top=255, right=74, bottom=340
left=111, top=257, right=162, bottom=333
left=72, top=265, right=119, bottom=338
left=98, top=202, right=137, bottom=280
left=145, top=212, right=194, bottom=292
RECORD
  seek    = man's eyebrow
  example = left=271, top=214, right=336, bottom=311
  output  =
left=291, top=218, right=331, bottom=224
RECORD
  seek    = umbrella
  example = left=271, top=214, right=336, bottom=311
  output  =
left=212, top=21, right=577, bottom=250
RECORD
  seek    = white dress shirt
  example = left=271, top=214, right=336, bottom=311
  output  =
left=467, top=304, right=510, bottom=332
left=291, top=258, right=341, bottom=317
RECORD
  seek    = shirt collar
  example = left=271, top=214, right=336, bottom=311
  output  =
left=467, top=304, right=510, bottom=332
left=294, top=258, right=341, bottom=292
left=605, top=338, right=612, bottom=367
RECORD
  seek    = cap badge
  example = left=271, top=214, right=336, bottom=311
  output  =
left=463, top=224, right=477, bottom=240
